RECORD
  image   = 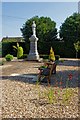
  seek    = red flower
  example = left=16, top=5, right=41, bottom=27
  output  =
left=60, top=87, right=63, bottom=91
left=60, top=81, right=62, bottom=85
left=48, top=84, right=50, bottom=87
left=68, top=74, right=73, bottom=80
left=55, top=82, right=58, bottom=85
left=55, top=91, right=57, bottom=94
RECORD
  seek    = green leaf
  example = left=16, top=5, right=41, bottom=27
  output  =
left=13, top=46, right=17, bottom=49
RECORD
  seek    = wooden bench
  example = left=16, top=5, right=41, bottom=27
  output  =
left=38, top=62, right=57, bottom=85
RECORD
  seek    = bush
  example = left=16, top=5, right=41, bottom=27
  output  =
left=2, top=42, right=12, bottom=57
left=40, top=55, right=49, bottom=59
left=55, top=55, right=60, bottom=60
left=13, top=43, right=23, bottom=59
left=18, top=54, right=27, bottom=59
left=22, top=54, right=27, bottom=59
left=0, top=59, right=6, bottom=65
left=60, top=59, right=64, bottom=63
left=2, top=41, right=78, bottom=58
left=49, top=47, right=55, bottom=61
left=17, top=46, right=23, bottom=59
left=5, top=54, right=14, bottom=61
left=2, top=42, right=27, bottom=57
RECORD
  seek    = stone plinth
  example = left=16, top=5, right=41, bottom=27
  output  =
left=27, top=35, right=39, bottom=60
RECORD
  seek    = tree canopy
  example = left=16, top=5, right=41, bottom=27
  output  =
left=20, top=16, right=57, bottom=53
left=59, top=13, right=80, bottom=44
left=74, top=41, right=80, bottom=52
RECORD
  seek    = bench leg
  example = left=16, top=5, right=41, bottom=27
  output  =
left=38, top=74, right=41, bottom=82
left=47, top=76, right=51, bottom=86
left=53, top=69, right=56, bottom=74
left=52, top=64, right=57, bottom=74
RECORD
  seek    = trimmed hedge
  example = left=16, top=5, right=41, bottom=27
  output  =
left=2, top=41, right=79, bottom=58
left=5, top=54, right=14, bottom=61
left=2, top=42, right=28, bottom=57
left=40, top=54, right=49, bottom=59
left=38, top=41, right=76, bottom=58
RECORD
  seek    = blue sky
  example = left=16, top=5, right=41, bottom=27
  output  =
left=1, top=2, right=78, bottom=40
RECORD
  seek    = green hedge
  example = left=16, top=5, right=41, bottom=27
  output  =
left=0, top=42, right=2, bottom=57
left=2, top=42, right=28, bottom=57
left=2, top=41, right=79, bottom=58
left=40, top=54, right=49, bottom=59
left=52, top=41, right=75, bottom=58
left=5, top=54, right=14, bottom=61
left=38, top=41, right=76, bottom=58
left=40, top=54, right=60, bottom=60
left=2, top=42, right=12, bottom=57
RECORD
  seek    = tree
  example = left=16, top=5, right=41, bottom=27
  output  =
left=20, top=16, right=57, bottom=53
left=59, top=13, right=80, bottom=44
left=74, top=41, right=80, bottom=58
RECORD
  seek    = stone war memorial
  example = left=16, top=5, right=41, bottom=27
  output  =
left=27, top=21, right=39, bottom=61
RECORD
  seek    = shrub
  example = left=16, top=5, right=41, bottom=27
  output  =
left=5, top=54, right=14, bottom=61
left=60, top=59, right=64, bottom=63
left=22, top=54, right=27, bottom=59
left=49, top=47, right=55, bottom=61
left=2, top=42, right=12, bottom=57
left=55, top=55, right=60, bottom=60
left=17, top=46, right=23, bottom=59
left=0, top=59, right=6, bottom=65
left=13, top=43, right=23, bottom=59
left=40, top=55, right=49, bottom=59
left=74, top=41, right=80, bottom=58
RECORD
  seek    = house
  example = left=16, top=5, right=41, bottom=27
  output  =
left=1, top=36, right=24, bottom=42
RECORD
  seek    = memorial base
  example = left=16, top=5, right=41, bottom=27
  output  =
left=27, top=53, right=39, bottom=61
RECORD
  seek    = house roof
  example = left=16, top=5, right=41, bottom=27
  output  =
left=2, top=37, right=25, bottom=42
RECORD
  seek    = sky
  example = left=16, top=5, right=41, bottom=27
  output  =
left=0, top=1, right=79, bottom=41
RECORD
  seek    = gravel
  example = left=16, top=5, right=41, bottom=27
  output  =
left=1, top=59, right=80, bottom=119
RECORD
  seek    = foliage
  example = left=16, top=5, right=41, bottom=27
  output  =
left=48, top=87, right=54, bottom=104
left=2, top=41, right=78, bottom=58
left=0, top=51, right=2, bottom=57
left=55, top=55, right=60, bottom=60
left=74, top=41, right=80, bottom=52
left=21, top=54, right=27, bottom=59
left=2, top=42, right=27, bottom=57
left=36, top=73, right=75, bottom=105
left=62, top=89, right=73, bottom=104
left=2, top=37, right=24, bottom=42
left=5, top=54, right=14, bottom=61
left=0, top=42, right=2, bottom=57
left=60, top=59, right=64, bottom=63
left=20, top=16, right=57, bottom=51
left=2, top=42, right=12, bottom=57
left=59, top=13, right=80, bottom=44
left=49, top=47, right=55, bottom=61
left=74, top=41, right=80, bottom=58
left=40, top=54, right=49, bottom=59
left=13, top=43, right=23, bottom=59
left=39, top=65, right=47, bottom=69
left=0, top=59, right=6, bottom=65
